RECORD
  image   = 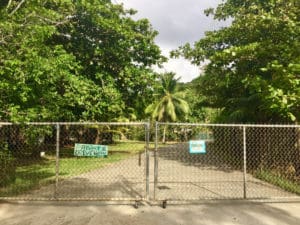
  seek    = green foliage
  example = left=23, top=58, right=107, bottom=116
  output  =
left=255, top=169, right=300, bottom=195
left=0, top=141, right=146, bottom=196
left=177, top=80, right=220, bottom=123
left=146, top=73, right=190, bottom=122
left=174, top=0, right=300, bottom=123
left=146, top=73, right=190, bottom=143
left=0, top=0, right=164, bottom=122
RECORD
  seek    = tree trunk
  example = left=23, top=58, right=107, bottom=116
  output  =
left=162, top=125, right=167, bottom=144
left=294, top=127, right=300, bottom=176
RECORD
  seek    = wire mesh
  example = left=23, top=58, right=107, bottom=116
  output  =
left=154, top=123, right=300, bottom=201
left=154, top=124, right=244, bottom=201
left=246, top=127, right=300, bottom=199
left=0, top=124, right=57, bottom=200
left=56, top=124, right=147, bottom=200
left=1, top=122, right=300, bottom=202
left=0, top=122, right=148, bottom=201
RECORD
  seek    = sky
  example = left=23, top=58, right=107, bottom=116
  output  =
left=117, top=0, right=226, bottom=82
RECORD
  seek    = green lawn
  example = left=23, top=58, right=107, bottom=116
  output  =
left=0, top=141, right=148, bottom=197
left=254, top=169, right=300, bottom=195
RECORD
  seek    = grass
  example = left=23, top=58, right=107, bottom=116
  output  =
left=254, top=169, right=300, bottom=195
left=0, top=141, right=147, bottom=197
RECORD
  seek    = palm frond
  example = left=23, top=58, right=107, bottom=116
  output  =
left=146, top=72, right=190, bottom=122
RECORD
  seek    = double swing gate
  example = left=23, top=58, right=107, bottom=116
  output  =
left=1, top=122, right=300, bottom=204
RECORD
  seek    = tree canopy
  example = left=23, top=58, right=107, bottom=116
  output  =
left=0, top=0, right=165, bottom=122
left=173, top=0, right=300, bottom=123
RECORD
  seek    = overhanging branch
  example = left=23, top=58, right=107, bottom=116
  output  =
left=9, top=0, right=26, bottom=16
left=6, top=0, right=13, bottom=10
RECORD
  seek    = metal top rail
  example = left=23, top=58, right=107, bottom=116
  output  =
left=0, top=122, right=148, bottom=126
left=0, top=121, right=299, bottom=128
left=156, top=122, right=300, bottom=128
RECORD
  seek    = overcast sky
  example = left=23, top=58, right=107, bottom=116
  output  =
left=117, top=0, right=226, bottom=82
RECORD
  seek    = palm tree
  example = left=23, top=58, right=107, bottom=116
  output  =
left=146, top=73, right=189, bottom=143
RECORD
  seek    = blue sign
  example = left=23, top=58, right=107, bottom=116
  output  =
left=189, top=140, right=206, bottom=154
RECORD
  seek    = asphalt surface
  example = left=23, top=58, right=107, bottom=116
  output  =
left=1, top=201, right=300, bottom=225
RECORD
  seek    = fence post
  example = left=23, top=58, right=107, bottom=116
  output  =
left=243, top=126, right=247, bottom=199
left=54, top=123, right=60, bottom=199
left=145, top=121, right=150, bottom=201
left=154, top=121, right=158, bottom=201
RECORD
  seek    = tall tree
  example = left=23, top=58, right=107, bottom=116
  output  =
left=146, top=72, right=189, bottom=142
left=173, top=0, right=300, bottom=123
left=0, top=0, right=164, bottom=122
left=177, top=79, right=219, bottom=123
left=52, top=0, right=165, bottom=120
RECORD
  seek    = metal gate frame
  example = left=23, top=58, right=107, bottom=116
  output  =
left=2, top=121, right=300, bottom=204
left=153, top=122, right=300, bottom=204
left=0, top=122, right=151, bottom=202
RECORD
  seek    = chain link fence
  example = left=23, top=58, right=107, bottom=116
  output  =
left=1, top=122, right=300, bottom=203
left=0, top=122, right=149, bottom=201
left=0, top=123, right=57, bottom=200
left=153, top=122, right=300, bottom=202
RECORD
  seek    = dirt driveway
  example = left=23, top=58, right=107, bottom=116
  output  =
left=19, top=143, right=298, bottom=201
left=1, top=201, right=300, bottom=225
left=2, top=143, right=300, bottom=224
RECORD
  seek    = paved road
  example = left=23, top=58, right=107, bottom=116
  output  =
left=1, top=201, right=300, bottom=225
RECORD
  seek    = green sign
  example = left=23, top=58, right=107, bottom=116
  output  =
left=189, top=140, right=206, bottom=154
left=74, top=143, right=108, bottom=157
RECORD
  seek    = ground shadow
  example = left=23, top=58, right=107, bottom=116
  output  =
left=157, top=143, right=241, bottom=173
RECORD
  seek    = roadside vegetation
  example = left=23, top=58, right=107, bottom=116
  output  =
left=255, top=169, right=300, bottom=195
left=0, top=141, right=147, bottom=197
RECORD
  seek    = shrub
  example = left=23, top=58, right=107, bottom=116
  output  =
left=0, top=142, right=16, bottom=187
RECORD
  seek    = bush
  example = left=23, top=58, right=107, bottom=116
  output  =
left=0, top=142, right=16, bottom=187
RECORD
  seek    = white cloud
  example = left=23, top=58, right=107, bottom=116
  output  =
left=153, top=46, right=202, bottom=82
left=118, top=0, right=227, bottom=82
left=155, top=57, right=201, bottom=83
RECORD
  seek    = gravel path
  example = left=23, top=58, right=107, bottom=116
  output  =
left=20, top=143, right=298, bottom=201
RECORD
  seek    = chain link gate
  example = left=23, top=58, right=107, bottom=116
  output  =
left=1, top=121, right=300, bottom=205
left=153, top=122, right=300, bottom=205
left=0, top=123, right=57, bottom=200
left=0, top=122, right=150, bottom=203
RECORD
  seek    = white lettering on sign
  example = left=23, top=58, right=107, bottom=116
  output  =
left=189, top=140, right=206, bottom=154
